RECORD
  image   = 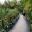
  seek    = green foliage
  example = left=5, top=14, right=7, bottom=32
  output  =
left=0, top=7, right=19, bottom=31
left=0, top=0, right=32, bottom=32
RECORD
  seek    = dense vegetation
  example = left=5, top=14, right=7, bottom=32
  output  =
left=0, top=0, right=32, bottom=32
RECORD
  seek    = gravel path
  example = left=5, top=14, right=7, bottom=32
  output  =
left=8, top=14, right=30, bottom=32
